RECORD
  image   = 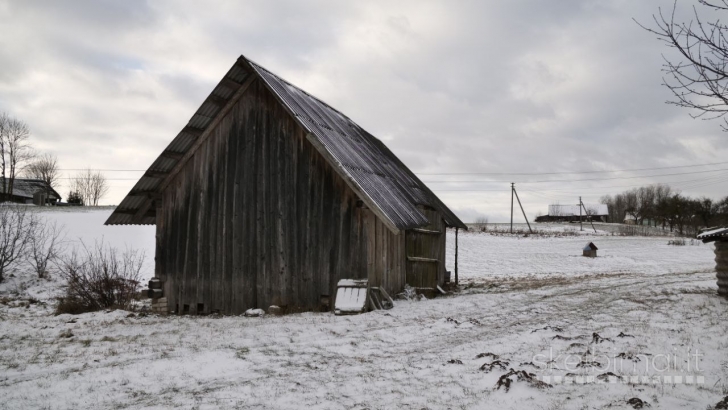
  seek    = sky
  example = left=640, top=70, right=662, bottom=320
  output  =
left=0, top=0, right=726, bottom=222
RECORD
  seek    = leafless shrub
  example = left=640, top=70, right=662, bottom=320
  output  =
left=26, top=218, right=66, bottom=279
left=0, top=205, right=36, bottom=282
left=471, top=225, right=583, bottom=238
left=609, top=224, right=673, bottom=237
left=55, top=241, right=144, bottom=314
left=475, top=217, right=489, bottom=232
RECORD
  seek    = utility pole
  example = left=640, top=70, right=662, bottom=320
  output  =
left=579, top=198, right=598, bottom=233
left=510, top=183, right=514, bottom=233
left=579, top=196, right=583, bottom=231
left=454, top=227, right=459, bottom=286
left=508, top=183, right=534, bottom=234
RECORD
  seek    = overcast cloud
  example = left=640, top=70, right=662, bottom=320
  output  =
left=0, top=0, right=726, bottom=222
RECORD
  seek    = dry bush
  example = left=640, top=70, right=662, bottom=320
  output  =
left=26, top=219, right=66, bottom=279
left=476, top=225, right=582, bottom=238
left=474, top=217, right=489, bottom=232
left=592, top=224, right=674, bottom=237
left=0, top=205, right=37, bottom=282
left=55, top=241, right=144, bottom=315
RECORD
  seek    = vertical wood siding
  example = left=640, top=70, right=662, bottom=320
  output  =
left=716, top=240, right=728, bottom=297
left=156, top=80, right=413, bottom=314
left=363, top=209, right=406, bottom=298
left=404, top=208, right=446, bottom=290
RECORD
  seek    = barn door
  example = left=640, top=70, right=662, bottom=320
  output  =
left=405, top=208, right=443, bottom=295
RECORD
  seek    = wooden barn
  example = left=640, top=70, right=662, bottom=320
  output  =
left=106, top=55, right=467, bottom=315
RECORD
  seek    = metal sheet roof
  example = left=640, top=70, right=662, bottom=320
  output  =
left=1, top=179, right=60, bottom=200
left=697, top=227, right=728, bottom=242
left=106, top=55, right=466, bottom=231
left=249, top=60, right=465, bottom=230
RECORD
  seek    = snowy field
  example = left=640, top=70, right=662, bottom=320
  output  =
left=1, top=209, right=727, bottom=409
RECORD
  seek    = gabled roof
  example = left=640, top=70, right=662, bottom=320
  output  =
left=1, top=178, right=61, bottom=200
left=106, top=55, right=466, bottom=231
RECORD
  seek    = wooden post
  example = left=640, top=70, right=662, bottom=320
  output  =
left=717, top=240, right=728, bottom=297
left=454, top=227, right=459, bottom=285
left=579, top=196, right=583, bottom=231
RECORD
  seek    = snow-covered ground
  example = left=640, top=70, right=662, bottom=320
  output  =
left=1, top=209, right=727, bottom=409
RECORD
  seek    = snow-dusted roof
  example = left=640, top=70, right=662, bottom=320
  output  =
left=106, top=55, right=467, bottom=231
left=697, top=227, right=728, bottom=241
left=548, top=204, right=608, bottom=217
left=0, top=179, right=60, bottom=200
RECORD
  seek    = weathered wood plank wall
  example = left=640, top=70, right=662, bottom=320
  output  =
left=157, top=80, right=363, bottom=313
left=363, top=209, right=406, bottom=298
left=404, top=208, right=445, bottom=291
left=155, top=79, right=416, bottom=314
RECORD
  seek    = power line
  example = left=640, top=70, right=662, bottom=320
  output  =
left=504, top=172, right=728, bottom=193
left=432, top=175, right=728, bottom=193
left=422, top=167, right=728, bottom=184
left=56, top=160, right=728, bottom=175
left=414, top=160, right=728, bottom=176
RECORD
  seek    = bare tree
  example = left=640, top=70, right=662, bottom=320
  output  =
left=0, top=206, right=37, bottom=282
left=71, top=168, right=109, bottom=206
left=70, top=172, right=89, bottom=206
left=5, top=117, right=34, bottom=199
left=639, top=1, right=728, bottom=130
left=0, top=113, right=35, bottom=201
left=88, top=170, right=109, bottom=206
left=24, top=153, right=60, bottom=194
left=654, top=184, right=673, bottom=228
left=0, top=113, right=8, bottom=202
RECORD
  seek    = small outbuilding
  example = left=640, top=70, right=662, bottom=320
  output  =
left=583, top=242, right=598, bottom=258
left=0, top=179, right=61, bottom=205
left=106, top=55, right=467, bottom=315
left=697, top=227, right=728, bottom=298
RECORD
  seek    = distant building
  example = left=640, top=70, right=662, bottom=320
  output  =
left=535, top=204, right=609, bottom=223
left=623, top=212, right=637, bottom=225
left=0, top=179, right=61, bottom=205
left=623, top=213, right=656, bottom=226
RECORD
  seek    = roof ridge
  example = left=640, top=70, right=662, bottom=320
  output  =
left=245, top=58, right=357, bottom=126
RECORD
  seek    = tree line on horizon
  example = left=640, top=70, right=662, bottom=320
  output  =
left=600, top=184, right=728, bottom=236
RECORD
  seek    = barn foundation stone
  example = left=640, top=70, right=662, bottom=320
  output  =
left=151, top=297, right=168, bottom=315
